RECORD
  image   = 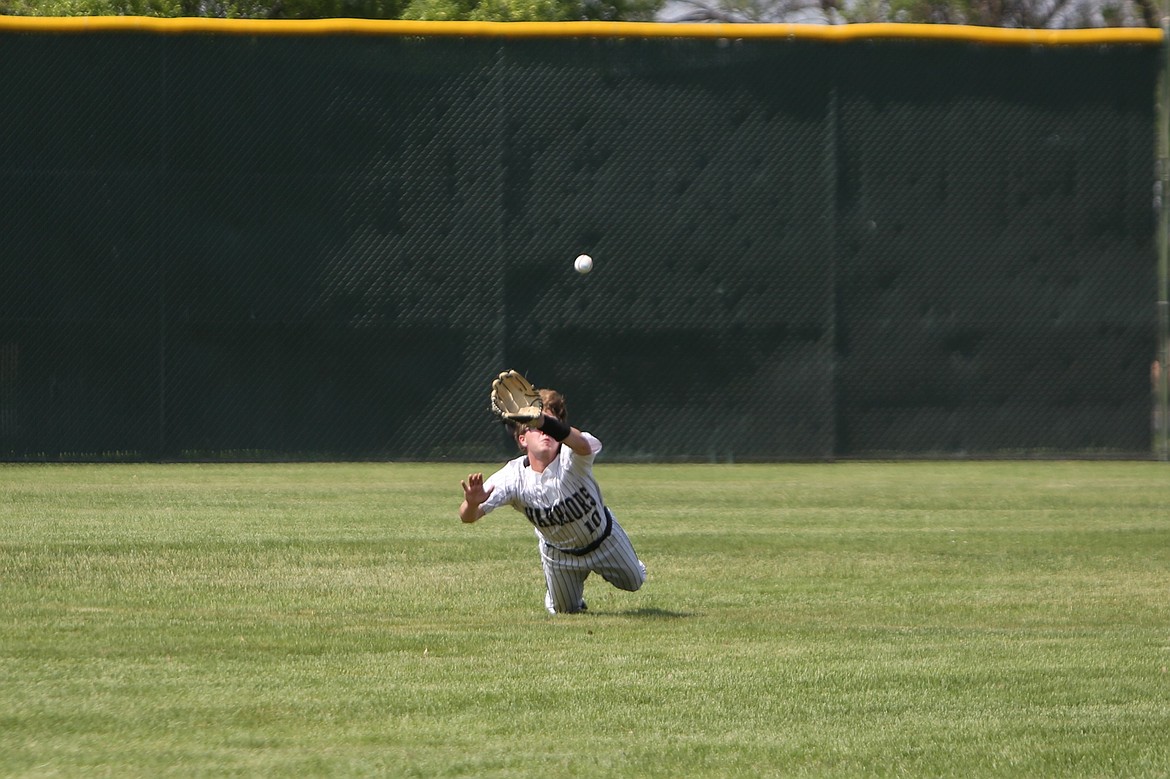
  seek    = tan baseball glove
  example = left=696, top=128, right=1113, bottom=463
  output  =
left=490, top=370, right=544, bottom=425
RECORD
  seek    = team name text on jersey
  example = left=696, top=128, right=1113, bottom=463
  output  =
left=523, top=485, right=600, bottom=530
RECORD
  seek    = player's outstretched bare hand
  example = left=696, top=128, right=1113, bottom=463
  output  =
left=461, top=472, right=493, bottom=505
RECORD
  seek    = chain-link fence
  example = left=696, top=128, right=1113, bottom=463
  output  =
left=0, top=24, right=1160, bottom=461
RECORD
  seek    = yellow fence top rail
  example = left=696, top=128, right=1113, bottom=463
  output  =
left=0, top=16, right=1163, bottom=44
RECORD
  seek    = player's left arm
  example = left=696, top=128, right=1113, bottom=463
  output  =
left=561, top=427, right=593, bottom=457
left=533, top=415, right=593, bottom=456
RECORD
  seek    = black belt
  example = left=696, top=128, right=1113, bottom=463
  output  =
left=547, top=509, right=613, bottom=556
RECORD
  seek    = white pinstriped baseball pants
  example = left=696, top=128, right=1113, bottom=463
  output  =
left=539, top=517, right=646, bottom=614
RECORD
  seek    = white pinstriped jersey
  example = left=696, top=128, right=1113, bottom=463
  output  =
left=479, top=431, right=609, bottom=550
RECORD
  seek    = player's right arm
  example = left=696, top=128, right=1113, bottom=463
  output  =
left=459, top=472, right=494, bottom=523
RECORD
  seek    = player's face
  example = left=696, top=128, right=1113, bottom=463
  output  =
left=520, top=427, right=560, bottom=459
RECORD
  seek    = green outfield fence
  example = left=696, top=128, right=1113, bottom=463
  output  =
left=0, top=19, right=1164, bottom=461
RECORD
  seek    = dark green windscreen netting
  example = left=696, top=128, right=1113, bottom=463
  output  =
left=0, top=33, right=1159, bottom=460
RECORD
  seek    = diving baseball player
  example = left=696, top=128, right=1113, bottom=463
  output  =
left=459, top=370, right=647, bottom=614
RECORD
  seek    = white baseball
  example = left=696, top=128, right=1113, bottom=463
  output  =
left=574, top=254, right=593, bottom=274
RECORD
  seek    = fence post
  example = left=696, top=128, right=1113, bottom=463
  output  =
left=1158, top=10, right=1170, bottom=460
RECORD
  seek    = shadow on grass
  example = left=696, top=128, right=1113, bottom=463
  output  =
left=614, top=606, right=695, bottom=619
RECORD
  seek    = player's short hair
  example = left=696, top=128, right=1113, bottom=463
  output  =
left=539, top=389, right=567, bottom=423
left=509, top=388, right=568, bottom=438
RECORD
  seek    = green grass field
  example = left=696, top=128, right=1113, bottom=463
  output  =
left=1, top=461, right=1168, bottom=777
